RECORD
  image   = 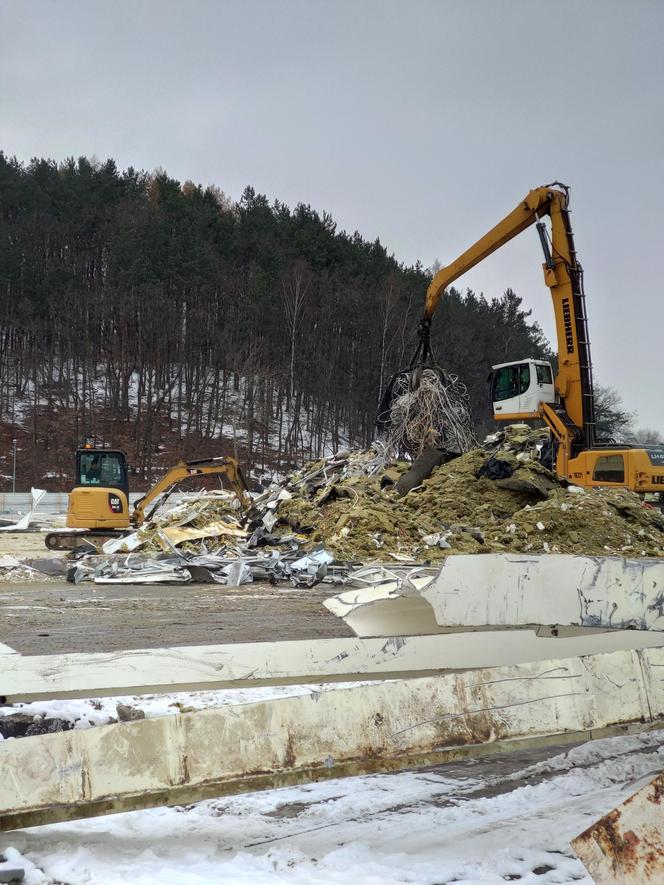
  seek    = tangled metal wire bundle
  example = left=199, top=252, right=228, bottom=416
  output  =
left=377, top=365, right=477, bottom=461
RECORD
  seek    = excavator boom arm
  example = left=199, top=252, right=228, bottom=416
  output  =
left=425, top=186, right=557, bottom=320
left=131, top=456, right=251, bottom=526
left=423, top=183, right=595, bottom=451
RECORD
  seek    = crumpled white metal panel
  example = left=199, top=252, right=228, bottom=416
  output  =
left=426, top=554, right=664, bottom=631
left=5, top=629, right=664, bottom=704
left=0, top=633, right=476, bottom=702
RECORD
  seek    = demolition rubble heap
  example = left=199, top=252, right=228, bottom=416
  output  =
left=64, top=425, right=664, bottom=586
left=261, top=426, right=664, bottom=561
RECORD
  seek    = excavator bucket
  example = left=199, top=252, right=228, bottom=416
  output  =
left=376, top=362, right=441, bottom=432
left=376, top=318, right=476, bottom=458
left=376, top=317, right=435, bottom=432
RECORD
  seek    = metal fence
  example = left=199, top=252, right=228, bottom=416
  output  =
left=0, top=492, right=146, bottom=515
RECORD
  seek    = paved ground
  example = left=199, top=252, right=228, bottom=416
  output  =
left=0, top=580, right=352, bottom=655
left=0, top=530, right=52, bottom=559
left=0, top=529, right=352, bottom=655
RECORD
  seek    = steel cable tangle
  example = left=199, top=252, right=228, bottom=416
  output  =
left=377, top=367, right=477, bottom=460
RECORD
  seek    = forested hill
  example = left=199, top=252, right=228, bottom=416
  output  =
left=0, top=154, right=552, bottom=489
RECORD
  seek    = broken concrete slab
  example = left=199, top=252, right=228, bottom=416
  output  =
left=326, top=554, right=664, bottom=635
left=2, top=647, right=664, bottom=831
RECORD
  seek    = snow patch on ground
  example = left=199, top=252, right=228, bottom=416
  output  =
left=0, top=682, right=374, bottom=733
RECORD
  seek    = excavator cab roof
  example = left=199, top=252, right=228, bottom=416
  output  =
left=76, top=443, right=127, bottom=454
left=490, top=358, right=552, bottom=371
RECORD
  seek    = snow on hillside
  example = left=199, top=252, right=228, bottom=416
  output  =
left=1, top=366, right=350, bottom=487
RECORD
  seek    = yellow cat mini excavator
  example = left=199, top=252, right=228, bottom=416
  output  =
left=45, top=447, right=251, bottom=551
left=393, top=183, right=664, bottom=495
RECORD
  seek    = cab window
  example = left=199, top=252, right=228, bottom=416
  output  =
left=493, top=366, right=512, bottom=402
left=493, top=364, right=529, bottom=402
left=536, top=364, right=553, bottom=385
left=78, top=452, right=125, bottom=487
left=592, top=455, right=625, bottom=484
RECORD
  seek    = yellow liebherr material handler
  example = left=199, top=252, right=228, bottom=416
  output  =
left=45, top=447, right=251, bottom=551
left=419, top=182, right=664, bottom=493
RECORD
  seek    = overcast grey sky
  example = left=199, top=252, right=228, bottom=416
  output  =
left=2, top=0, right=663, bottom=428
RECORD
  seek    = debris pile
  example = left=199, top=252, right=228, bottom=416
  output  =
left=102, top=492, right=247, bottom=555
left=66, top=425, right=664, bottom=585
left=0, top=554, right=67, bottom=583
left=69, top=546, right=345, bottom=588
left=0, top=555, right=45, bottom=583
left=248, top=424, right=664, bottom=561
left=66, top=491, right=347, bottom=586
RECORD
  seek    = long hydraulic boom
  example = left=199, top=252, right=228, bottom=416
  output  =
left=423, top=183, right=596, bottom=453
